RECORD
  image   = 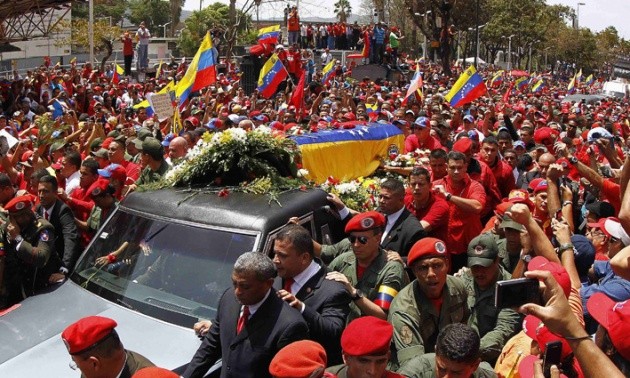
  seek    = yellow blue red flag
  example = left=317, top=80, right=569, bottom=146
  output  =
left=112, top=63, right=125, bottom=84
left=444, top=65, right=487, bottom=108
left=176, top=32, right=217, bottom=109
left=576, top=68, right=583, bottom=84
left=489, top=70, right=504, bottom=87
left=584, top=74, right=594, bottom=86
left=402, top=66, right=423, bottom=106
left=567, top=74, right=576, bottom=94
left=322, top=59, right=336, bottom=85
left=531, top=79, right=545, bottom=93
left=258, top=25, right=281, bottom=45
left=257, top=53, right=288, bottom=98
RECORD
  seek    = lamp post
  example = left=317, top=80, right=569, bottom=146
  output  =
left=507, top=34, right=515, bottom=71
left=159, top=21, right=172, bottom=37
left=528, top=39, right=540, bottom=72
left=89, top=0, right=94, bottom=64
left=476, top=23, right=487, bottom=66
left=575, top=2, right=585, bottom=29
left=415, top=11, right=432, bottom=60
left=544, top=47, right=551, bottom=71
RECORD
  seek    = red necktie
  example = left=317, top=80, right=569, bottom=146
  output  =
left=283, top=277, right=294, bottom=293
left=236, top=306, right=250, bottom=334
left=44, top=210, right=49, bottom=220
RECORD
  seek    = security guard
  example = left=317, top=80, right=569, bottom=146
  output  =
left=76, top=179, right=118, bottom=235
left=388, top=238, right=469, bottom=370
left=0, top=195, right=59, bottom=309
left=134, top=137, right=170, bottom=187
left=326, top=211, right=407, bottom=323
left=460, top=233, right=521, bottom=365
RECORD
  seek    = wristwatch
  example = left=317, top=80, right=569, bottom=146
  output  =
left=13, top=235, right=23, bottom=244
left=351, top=289, right=364, bottom=301
left=558, top=243, right=574, bottom=254
left=568, top=156, right=578, bottom=165
left=521, top=254, right=532, bottom=264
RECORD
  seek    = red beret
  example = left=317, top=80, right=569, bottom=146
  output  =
left=528, top=178, right=545, bottom=192
left=4, top=195, right=34, bottom=213
left=88, top=179, right=110, bottom=199
left=61, top=316, right=117, bottom=355
left=345, top=211, right=386, bottom=233
left=341, top=316, right=392, bottom=356
left=533, top=180, right=548, bottom=194
left=452, top=137, right=473, bottom=154
left=533, top=127, right=558, bottom=144
left=132, top=367, right=179, bottom=378
left=407, top=237, right=448, bottom=267
left=269, top=340, right=327, bottom=378
left=495, top=201, right=512, bottom=217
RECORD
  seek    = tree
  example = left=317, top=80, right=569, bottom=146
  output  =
left=169, top=0, right=184, bottom=37
left=127, top=0, right=171, bottom=36
left=72, top=0, right=128, bottom=25
left=334, top=0, right=352, bottom=23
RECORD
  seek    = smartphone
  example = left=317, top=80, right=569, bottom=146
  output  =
left=543, top=340, right=563, bottom=378
left=495, top=278, right=541, bottom=308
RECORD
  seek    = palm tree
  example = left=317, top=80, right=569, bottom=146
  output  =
left=334, top=0, right=352, bottom=23
left=170, top=0, right=184, bottom=36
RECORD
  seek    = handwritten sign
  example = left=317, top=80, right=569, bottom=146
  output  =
left=147, top=92, right=174, bottom=121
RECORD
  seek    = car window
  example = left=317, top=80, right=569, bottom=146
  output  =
left=71, top=209, right=258, bottom=326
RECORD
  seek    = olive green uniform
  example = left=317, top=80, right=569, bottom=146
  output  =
left=496, top=238, right=519, bottom=273
left=87, top=202, right=118, bottom=233
left=328, top=248, right=407, bottom=322
left=327, top=364, right=406, bottom=378
left=396, top=353, right=497, bottom=378
left=136, top=160, right=170, bottom=186
left=321, top=238, right=352, bottom=265
left=0, top=217, right=59, bottom=308
left=388, top=276, right=469, bottom=369
left=460, top=265, right=521, bottom=364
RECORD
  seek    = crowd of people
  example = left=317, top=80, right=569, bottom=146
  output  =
left=1, top=16, right=630, bottom=377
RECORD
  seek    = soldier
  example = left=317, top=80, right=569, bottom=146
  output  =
left=129, top=137, right=170, bottom=191
left=460, top=233, right=521, bottom=365
left=326, top=316, right=405, bottom=378
left=76, top=179, right=118, bottom=234
left=62, top=316, right=154, bottom=377
left=388, top=238, right=469, bottom=370
left=326, top=211, right=407, bottom=322
left=0, top=195, right=59, bottom=309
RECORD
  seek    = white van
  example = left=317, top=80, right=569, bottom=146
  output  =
left=601, top=79, right=629, bottom=99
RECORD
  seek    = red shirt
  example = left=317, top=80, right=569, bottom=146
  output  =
left=468, top=159, right=502, bottom=218
left=122, top=36, right=134, bottom=56
left=433, top=175, right=486, bottom=254
left=120, top=160, right=141, bottom=184
left=486, top=157, right=515, bottom=198
left=602, top=179, right=621, bottom=213
left=404, top=191, right=449, bottom=242
left=404, top=134, right=443, bottom=153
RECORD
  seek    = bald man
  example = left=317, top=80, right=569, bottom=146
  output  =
left=517, top=152, right=556, bottom=190
left=167, top=136, right=189, bottom=165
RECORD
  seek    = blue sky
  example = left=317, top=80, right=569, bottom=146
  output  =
left=183, top=0, right=629, bottom=39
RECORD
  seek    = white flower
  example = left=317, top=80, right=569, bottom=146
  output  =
left=297, top=168, right=309, bottom=178
left=226, top=127, right=247, bottom=142
left=254, top=125, right=272, bottom=134
left=210, top=132, right=223, bottom=146
left=336, top=182, right=359, bottom=194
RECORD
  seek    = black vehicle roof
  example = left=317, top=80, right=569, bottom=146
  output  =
left=119, top=187, right=330, bottom=236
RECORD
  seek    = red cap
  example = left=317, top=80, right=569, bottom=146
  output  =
left=102, top=137, right=114, bottom=150
left=341, top=316, right=392, bottom=356
left=407, top=237, right=448, bottom=267
left=345, top=211, right=386, bottom=233
left=4, top=195, right=34, bottom=213
left=268, top=340, right=327, bottom=378
left=109, top=165, right=127, bottom=183
left=342, top=112, right=356, bottom=121
left=87, top=179, right=110, bottom=199
left=132, top=367, right=179, bottom=378
left=528, top=256, right=571, bottom=298
left=185, top=116, right=200, bottom=127
left=534, top=127, right=558, bottom=145
left=528, top=178, right=544, bottom=193
left=61, top=316, right=117, bottom=355
left=522, top=315, right=572, bottom=359
left=495, top=202, right=512, bottom=217
left=518, top=354, right=569, bottom=378
left=587, top=293, right=630, bottom=360
left=51, top=157, right=64, bottom=170
left=453, top=137, right=473, bottom=155
left=21, top=150, right=33, bottom=162
left=507, top=189, right=535, bottom=211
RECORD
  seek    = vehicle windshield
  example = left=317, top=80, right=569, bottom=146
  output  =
left=71, top=208, right=258, bottom=327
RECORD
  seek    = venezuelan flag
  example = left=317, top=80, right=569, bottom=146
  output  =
left=257, top=53, right=288, bottom=98
left=322, top=59, right=336, bottom=85
left=176, top=32, right=217, bottom=109
left=567, top=74, right=576, bottom=94
left=444, top=65, right=487, bottom=108
left=134, top=80, right=176, bottom=114
left=402, top=67, right=423, bottom=106
left=584, top=74, right=594, bottom=86
left=156, top=59, right=163, bottom=79
left=112, top=63, right=125, bottom=84
left=515, top=76, right=528, bottom=91
left=576, top=68, right=583, bottom=84
left=258, top=25, right=281, bottom=45
left=489, top=70, right=504, bottom=87
left=532, top=79, right=545, bottom=93
left=291, top=123, right=404, bottom=183
left=374, top=285, right=399, bottom=310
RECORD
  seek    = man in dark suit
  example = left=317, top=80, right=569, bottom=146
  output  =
left=272, top=224, right=351, bottom=365
left=183, top=252, right=309, bottom=378
left=36, top=175, right=81, bottom=280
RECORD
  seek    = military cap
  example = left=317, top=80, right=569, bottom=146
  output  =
left=91, top=148, right=109, bottom=159
left=407, top=237, right=448, bottom=267
left=139, top=137, right=163, bottom=160
left=61, top=316, right=117, bottom=355
left=467, top=233, right=499, bottom=267
left=136, top=127, right=153, bottom=141
left=341, top=316, right=392, bottom=356
left=344, top=211, right=386, bottom=234
left=4, top=195, right=34, bottom=213
left=269, top=340, right=327, bottom=378
left=88, top=179, right=111, bottom=199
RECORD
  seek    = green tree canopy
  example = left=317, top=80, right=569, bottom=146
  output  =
left=127, top=0, right=171, bottom=36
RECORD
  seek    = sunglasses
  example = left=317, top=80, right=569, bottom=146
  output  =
left=348, top=235, right=370, bottom=245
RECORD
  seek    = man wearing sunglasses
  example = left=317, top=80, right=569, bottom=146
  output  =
left=326, top=211, right=407, bottom=323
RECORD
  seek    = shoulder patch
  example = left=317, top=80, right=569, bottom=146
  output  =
left=400, top=325, right=413, bottom=345
left=40, top=230, right=50, bottom=242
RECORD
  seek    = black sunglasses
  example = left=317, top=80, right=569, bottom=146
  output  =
left=348, top=235, right=370, bottom=245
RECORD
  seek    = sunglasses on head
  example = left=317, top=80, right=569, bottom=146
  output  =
left=348, top=235, right=370, bottom=245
